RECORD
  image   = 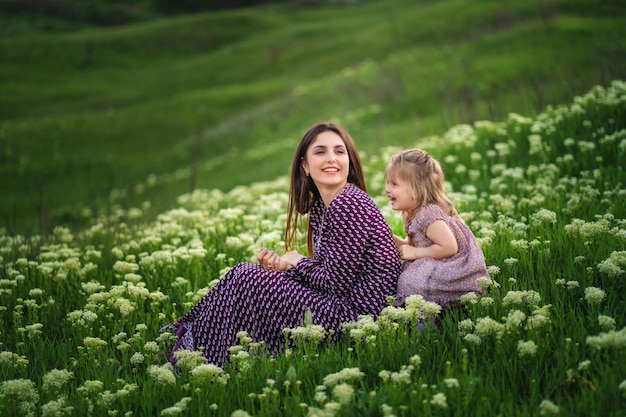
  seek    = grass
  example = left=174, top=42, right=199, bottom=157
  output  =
left=0, top=80, right=625, bottom=416
left=1, top=0, right=625, bottom=235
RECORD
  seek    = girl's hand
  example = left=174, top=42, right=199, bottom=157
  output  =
left=257, top=248, right=293, bottom=271
left=398, top=244, right=420, bottom=261
left=393, top=235, right=408, bottom=249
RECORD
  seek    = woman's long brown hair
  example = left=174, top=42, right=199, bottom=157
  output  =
left=284, top=122, right=366, bottom=256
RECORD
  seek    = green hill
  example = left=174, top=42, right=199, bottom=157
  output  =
left=0, top=0, right=625, bottom=234
left=0, top=80, right=624, bottom=416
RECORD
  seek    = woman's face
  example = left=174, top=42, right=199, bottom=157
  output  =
left=301, top=130, right=350, bottom=192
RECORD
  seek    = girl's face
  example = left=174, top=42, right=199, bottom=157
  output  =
left=302, top=130, right=350, bottom=193
left=385, top=173, right=415, bottom=212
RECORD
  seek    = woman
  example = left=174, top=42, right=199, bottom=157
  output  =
left=161, top=122, right=401, bottom=366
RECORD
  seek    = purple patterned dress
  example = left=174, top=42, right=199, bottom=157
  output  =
left=162, top=184, right=401, bottom=366
left=395, top=204, right=488, bottom=308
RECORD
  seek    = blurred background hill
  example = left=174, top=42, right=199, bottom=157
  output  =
left=1, top=0, right=625, bottom=235
left=0, top=0, right=285, bottom=31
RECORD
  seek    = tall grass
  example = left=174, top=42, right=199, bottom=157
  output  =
left=1, top=0, right=624, bottom=235
left=1, top=81, right=625, bottom=416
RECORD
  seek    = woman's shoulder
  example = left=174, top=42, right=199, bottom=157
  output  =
left=325, top=185, right=381, bottom=224
left=336, top=184, right=377, bottom=211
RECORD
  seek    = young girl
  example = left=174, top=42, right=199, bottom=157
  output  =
left=385, top=148, right=488, bottom=308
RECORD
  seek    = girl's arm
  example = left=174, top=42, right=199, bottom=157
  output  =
left=393, top=234, right=408, bottom=249
left=399, top=219, right=458, bottom=260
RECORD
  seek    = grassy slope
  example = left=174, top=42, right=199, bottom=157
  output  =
left=0, top=0, right=625, bottom=235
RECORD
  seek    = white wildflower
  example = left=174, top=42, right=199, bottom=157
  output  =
left=530, top=208, right=557, bottom=227
left=444, top=378, right=459, bottom=388
left=41, top=397, right=73, bottom=417
left=173, top=349, right=206, bottom=374
left=0, top=378, right=39, bottom=417
left=130, top=352, right=145, bottom=366
left=598, top=315, right=616, bottom=331
left=323, top=368, right=364, bottom=388
left=517, top=340, right=538, bottom=357
left=577, top=360, right=591, bottom=372
left=42, top=369, right=73, bottom=393
left=539, top=399, right=559, bottom=415
left=463, top=334, right=482, bottom=346
left=430, top=392, right=447, bottom=409
left=586, top=327, right=626, bottom=350
left=332, top=383, right=355, bottom=404
left=190, top=364, right=229, bottom=386
left=83, top=337, right=107, bottom=350
left=148, top=364, right=177, bottom=386
left=584, top=287, right=606, bottom=306
left=458, top=319, right=474, bottom=335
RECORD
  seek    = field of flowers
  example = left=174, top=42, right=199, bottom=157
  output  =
left=1, top=81, right=625, bottom=416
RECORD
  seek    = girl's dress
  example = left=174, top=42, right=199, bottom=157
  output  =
left=161, top=184, right=401, bottom=366
left=395, top=204, right=488, bottom=308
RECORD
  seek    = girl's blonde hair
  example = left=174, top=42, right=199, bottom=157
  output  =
left=385, top=149, right=458, bottom=223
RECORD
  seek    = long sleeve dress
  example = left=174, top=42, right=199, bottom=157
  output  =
left=161, top=184, right=401, bottom=366
left=395, top=204, right=488, bottom=308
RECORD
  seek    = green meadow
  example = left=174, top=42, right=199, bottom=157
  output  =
left=1, top=0, right=624, bottom=235
left=1, top=0, right=625, bottom=416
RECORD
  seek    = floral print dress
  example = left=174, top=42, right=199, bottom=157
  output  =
left=395, top=204, right=488, bottom=308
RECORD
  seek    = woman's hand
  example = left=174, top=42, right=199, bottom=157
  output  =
left=257, top=248, right=294, bottom=271
left=281, top=250, right=305, bottom=267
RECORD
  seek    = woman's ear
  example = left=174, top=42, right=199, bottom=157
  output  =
left=301, top=158, right=309, bottom=176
